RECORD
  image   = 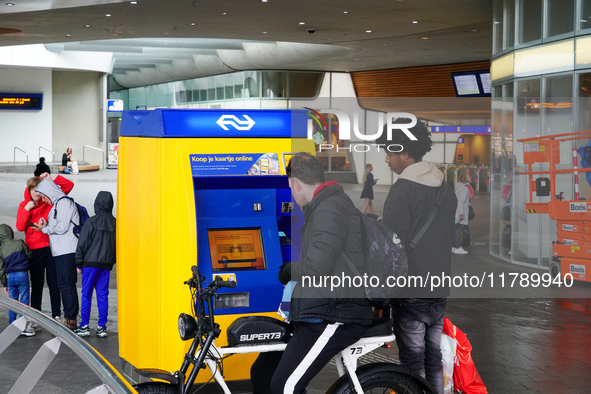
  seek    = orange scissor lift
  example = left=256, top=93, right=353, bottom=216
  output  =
left=518, top=131, right=591, bottom=282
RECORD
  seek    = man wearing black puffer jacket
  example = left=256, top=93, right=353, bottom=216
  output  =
left=271, top=153, right=374, bottom=394
left=74, top=191, right=116, bottom=338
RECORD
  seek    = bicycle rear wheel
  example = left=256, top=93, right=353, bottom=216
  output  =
left=134, top=382, right=178, bottom=394
left=329, top=367, right=425, bottom=394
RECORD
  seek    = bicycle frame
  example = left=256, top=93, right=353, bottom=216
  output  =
left=135, top=267, right=435, bottom=394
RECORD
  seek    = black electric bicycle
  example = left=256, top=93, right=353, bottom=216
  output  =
left=133, top=266, right=434, bottom=394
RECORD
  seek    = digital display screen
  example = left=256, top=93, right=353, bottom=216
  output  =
left=0, top=93, right=43, bottom=110
left=479, top=73, right=491, bottom=94
left=453, top=75, right=480, bottom=95
left=450, top=71, right=491, bottom=97
left=208, top=228, right=266, bottom=272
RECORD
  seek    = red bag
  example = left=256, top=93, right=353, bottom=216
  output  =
left=442, top=317, right=487, bottom=394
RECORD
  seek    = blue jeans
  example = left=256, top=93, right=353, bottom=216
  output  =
left=80, top=267, right=110, bottom=327
left=55, top=253, right=79, bottom=320
left=392, top=298, right=447, bottom=394
left=7, top=271, right=30, bottom=324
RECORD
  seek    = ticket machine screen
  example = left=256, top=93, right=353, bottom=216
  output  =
left=208, top=228, right=266, bottom=272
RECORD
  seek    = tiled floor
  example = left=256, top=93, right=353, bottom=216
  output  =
left=1, top=170, right=590, bottom=393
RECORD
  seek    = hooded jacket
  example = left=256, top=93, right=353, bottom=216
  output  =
left=36, top=179, right=80, bottom=256
left=16, top=175, right=74, bottom=250
left=454, top=182, right=471, bottom=225
left=279, top=183, right=374, bottom=325
left=383, top=161, right=457, bottom=298
left=75, top=191, right=116, bottom=270
left=0, top=224, right=32, bottom=287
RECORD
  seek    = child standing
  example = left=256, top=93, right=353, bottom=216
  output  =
left=74, top=191, right=116, bottom=338
left=0, top=224, right=35, bottom=336
left=361, top=163, right=378, bottom=214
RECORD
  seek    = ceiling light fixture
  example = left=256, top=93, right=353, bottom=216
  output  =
left=343, top=11, right=349, bottom=14
left=262, top=31, right=268, bottom=34
left=422, top=37, right=428, bottom=39
left=65, top=34, right=71, bottom=37
left=366, top=30, right=372, bottom=33
left=471, top=29, right=477, bottom=32
left=190, top=22, right=195, bottom=25
left=85, top=24, right=90, bottom=28
left=299, top=22, right=305, bottom=25
left=412, top=21, right=418, bottom=24
left=130, top=1, right=137, bottom=4
left=106, top=14, right=111, bottom=17
left=261, top=0, right=268, bottom=2
left=221, top=12, right=227, bottom=15
left=5, top=2, right=14, bottom=5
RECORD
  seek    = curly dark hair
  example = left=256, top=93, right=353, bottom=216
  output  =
left=286, top=152, right=325, bottom=185
left=375, top=118, right=433, bottom=162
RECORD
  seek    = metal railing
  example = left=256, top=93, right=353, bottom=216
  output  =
left=13, top=147, right=28, bottom=172
left=0, top=295, right=136, bottom=394
left=83, top=145, right=104, bottom=169
left=38, top=146, right=55, bottom=173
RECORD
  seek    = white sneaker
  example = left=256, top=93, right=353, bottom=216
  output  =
left=21, top=323, right=36, bottom=337
left=29, top=321, right=41, bottom=331
left=453, top=247, right=468, bottom=255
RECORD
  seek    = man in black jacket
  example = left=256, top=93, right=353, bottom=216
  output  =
left=376, top=120, right=456, bottom=394
left=74, top=191, right=116, bottom=338
left=272, top=153, right=374, bottom=394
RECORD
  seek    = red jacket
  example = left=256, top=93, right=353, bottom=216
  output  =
left=16, top=175, right=74, bottom=250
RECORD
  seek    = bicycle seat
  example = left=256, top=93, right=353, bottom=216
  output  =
left=361, top=318, right=393, bottom=338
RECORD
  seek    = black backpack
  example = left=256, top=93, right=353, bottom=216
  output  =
left=341, top=180, right=448, bottom=308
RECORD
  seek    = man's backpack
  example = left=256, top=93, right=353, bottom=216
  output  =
left=341, top=216, right=408, bottom=308
left=54, top=196, right=90, bottom=238
left=341, top=180, right=448, bottom=308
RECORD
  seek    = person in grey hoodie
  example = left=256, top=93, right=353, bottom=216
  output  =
left=34, top=178, right=80, bottom=330
left=453, top=172, right=472, bottom=255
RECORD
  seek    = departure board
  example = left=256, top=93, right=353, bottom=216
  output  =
left=0, top=93, right=43, bottom=110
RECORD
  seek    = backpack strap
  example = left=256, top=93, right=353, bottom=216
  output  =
left=53, top=196, right=79, bottom=226
left=340, top=250, right=362, bottom=277
left=408, top=179, right=448, bottom=250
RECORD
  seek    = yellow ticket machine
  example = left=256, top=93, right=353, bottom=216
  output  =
left=117, top=109, right=314, bottom=386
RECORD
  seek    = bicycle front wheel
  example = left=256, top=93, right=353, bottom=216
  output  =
left=330, top=368, right=425, bottom=394
left=134, top=382, right=179, bottom=394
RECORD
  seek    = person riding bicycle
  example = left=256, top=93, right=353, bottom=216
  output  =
left=269, top=153, right=374, bottom=394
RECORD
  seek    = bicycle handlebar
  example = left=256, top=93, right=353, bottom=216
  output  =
left=186, top=266, right=236, bottom=290
left=213, top=275, right=236, bottom=288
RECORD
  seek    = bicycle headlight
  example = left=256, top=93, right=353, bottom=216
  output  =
left=178, top=313, right=198, bottom=341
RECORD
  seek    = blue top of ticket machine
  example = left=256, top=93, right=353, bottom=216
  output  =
left=120, top=108, right=308, bottom=316
left=120, top=108, right=309, bottom=138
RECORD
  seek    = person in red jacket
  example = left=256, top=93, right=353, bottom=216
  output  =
left=16, top=172, right=74, bottom=324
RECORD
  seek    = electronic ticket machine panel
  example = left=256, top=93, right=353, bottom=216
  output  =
left=117, top=109, right=313, bottom=384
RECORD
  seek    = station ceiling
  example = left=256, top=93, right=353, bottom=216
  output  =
left=0, top=0, right=492, bottom=89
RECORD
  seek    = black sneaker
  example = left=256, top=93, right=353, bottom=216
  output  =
left=75, top=325, right=90, bottom=337
left=96, top=326, right=108, bottom=338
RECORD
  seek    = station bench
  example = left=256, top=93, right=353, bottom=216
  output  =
left=58, top=164, right=100, bottom=173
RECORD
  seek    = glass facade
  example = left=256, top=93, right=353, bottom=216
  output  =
left=110, top=70, right=323, bottom=110
left=491, top=0, right=591, bottom=266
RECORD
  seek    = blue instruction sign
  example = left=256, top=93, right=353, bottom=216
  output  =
left=190, top=153, right=281, bottom=176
